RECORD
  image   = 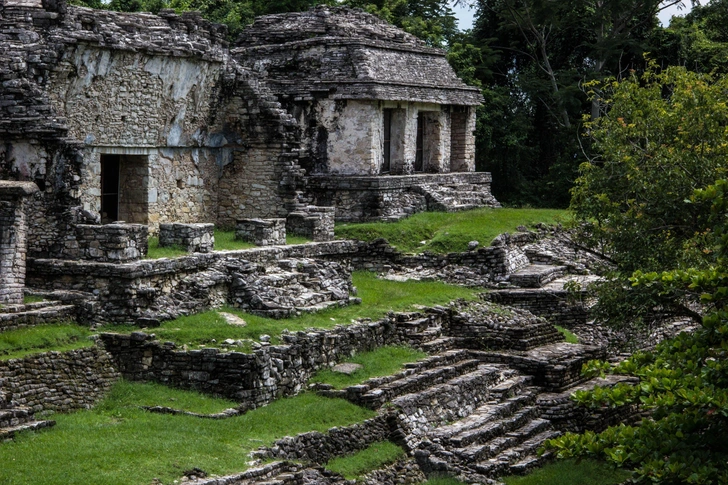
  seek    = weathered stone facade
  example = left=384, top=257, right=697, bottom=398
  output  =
left=160, top=222, right=215, bottom=253
left=1, top=0, right=495, bottom=265
left=0, top=181, right=38, bottom=304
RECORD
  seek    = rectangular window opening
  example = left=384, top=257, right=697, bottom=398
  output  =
left=100, top=155, right=120, bottom=224
left=100, top=153, right=149, bottom=224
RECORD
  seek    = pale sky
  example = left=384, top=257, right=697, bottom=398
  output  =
left=449, top=1, right=694, bottom=31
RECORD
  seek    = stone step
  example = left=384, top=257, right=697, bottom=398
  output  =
left=455, top=418, right=552, bottom=463
left=0, top=408, right=34, bottom=427
left=0, top=300, right=63, bottom=314
left=472, top=343, right=606, bottom=391
left=447, top=401, right=541, bottom=449
left=419, top=336, right=455, bottom=353
left=359, top=358, right=483, bottom=409
left=0, top=419, right=56, bottom=440
left=508, top=451, right=554, bottom=475
left=0, top=304, right=77, bottom=333
left=429, top=380, right=537, bottom=443
left=472, top=429, right=561, bottom=477
left=508, top=264, right=566, bottom=288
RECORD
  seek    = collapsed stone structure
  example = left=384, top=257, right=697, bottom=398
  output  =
left=0, top=0, right=497, bottom=264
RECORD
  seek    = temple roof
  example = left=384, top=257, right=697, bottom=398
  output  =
left=233, top=7, right=483, bottom=106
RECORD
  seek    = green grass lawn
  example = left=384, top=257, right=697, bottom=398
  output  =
left=501, top=458, right=631, bottom=485
left=324, top=441, right=405, bottom=480
left=336, top=208, right=569, bottom=253
left=554, top=325, right=579, bottom=344
left=0, top=323, right=94, bottom=361
left=146, top=231, right=312, bottom=259
left=0, top=381, right=375, bottom=485
left=105, top=271, right=479, bottom=347
left=309, top=346, right=427, bottom=389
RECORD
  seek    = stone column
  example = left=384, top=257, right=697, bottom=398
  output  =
left=0, top=181, right=39, bottom=305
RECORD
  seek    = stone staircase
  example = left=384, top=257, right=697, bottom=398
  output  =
left=507, top=264, right=566, bottom=289
left=0, top=390, right=55, bottom=440
left=415, top=184, right=501, bottom=213
left=393, top=311, right=455, bottom=353
left=447, top=301, right=564, bottom=351
left=0, top=300, right=77, bottom=332
left=179, top=461, right=347, bottom=485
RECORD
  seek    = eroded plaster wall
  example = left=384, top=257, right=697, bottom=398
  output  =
left=45, top=45, right=226, bottom=232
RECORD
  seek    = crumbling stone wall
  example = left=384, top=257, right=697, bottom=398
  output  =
left=0, top=181, right=38, bottom=304
left=0, top=345, right=120, bottom=412
left=100, top=315, right=412, bottom=406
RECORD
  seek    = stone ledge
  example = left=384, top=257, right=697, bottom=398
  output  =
left=305, top=172, right=492, bottom=190
left=0, top=181, right=39, bottom=197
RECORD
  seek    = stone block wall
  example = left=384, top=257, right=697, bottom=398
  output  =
left=306, top=172, right=494, bottom=222
left=159, top=223, right=214, bottom=253
left=235, top=218, right=286, bottom=246
left=71, top=223, right=148, bottom=262
left=99, top=315, right=414, bottom=407
left=252, top=416, right=390, bottom=464
left=286, top=206, right=334, bottom=242
left=0, top=345, right=120, bottom=413
left=0, top=181, right=38, bottom=304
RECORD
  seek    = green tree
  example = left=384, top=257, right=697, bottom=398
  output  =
left=546, top=178, right=728, bottom=484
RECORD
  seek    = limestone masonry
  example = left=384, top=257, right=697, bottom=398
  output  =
left=0, top=0, right=496, bottom=262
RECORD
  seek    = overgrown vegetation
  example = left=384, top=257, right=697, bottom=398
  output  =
left=500, top=458, right=630, bottom=485
left=546, top=66, right=728, bottom=483
left=0, top=382, right=375, bottom=485
left=0, top=323, right=94, bottom=360
left=336, top=208, right=568, bottom=254
left=554, top=325, right=578, bottom=344
left=324, top=441, right=405, bottom=480
left=309, top=346, right=427, bottom=389
left=106, top=271, right=478, bottom=347
left=146, top=237, right=188, bottom=259
left=22, top=295, right=45, bottom=304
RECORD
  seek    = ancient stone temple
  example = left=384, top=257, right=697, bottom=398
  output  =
left=0, top=0, right=498, bottom=261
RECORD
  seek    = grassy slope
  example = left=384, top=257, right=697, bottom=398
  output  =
left=309, top=346, right=427, bottom=389
left=336, top=208, right=569, bottom=254
left=106, top=271, right=479, bottom=347
left=0, top=381, right=375, bottom=485
left=0, top=324, right=94, bottom=360
left=146, top=231, right=311, bottom=259
left=324, top=441, right=405, bottom=480
left=501, top=459, right=631, bottom=485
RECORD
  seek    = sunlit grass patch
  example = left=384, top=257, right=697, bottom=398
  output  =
left=104, top=272, right=479, bottom=347
left=0, top=323, right=94, bottom=360
left=309, top=346, right=427, bottom=389
left=0, top=382, right=375, bottom=485
left=324, top=441, right=405, bottom=480
left=336, top=208, right=569, bottom=254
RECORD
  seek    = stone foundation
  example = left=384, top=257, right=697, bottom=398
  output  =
left=71, top=223, right=148, bottom=262
left=235, top=218, right=286, bottom=246
left=306, top=173, right=496, bottom=222
left=0, top=181, right=38, bottom=304
left=159, top=223, right=215, bottom=253
left=286, top=206, right=335, bottom=242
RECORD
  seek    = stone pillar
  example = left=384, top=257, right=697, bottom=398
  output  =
left=0, top=181, right=39, bottom=305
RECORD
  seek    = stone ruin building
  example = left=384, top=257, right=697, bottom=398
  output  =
left=0, top=0, right=498, bottom=265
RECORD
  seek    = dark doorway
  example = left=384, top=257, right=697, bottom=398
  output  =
left=415, top=111, right=425, bottom=172
left=100, top=154, right=120, bottom=224
left=382, top=108, right=393, bottom=173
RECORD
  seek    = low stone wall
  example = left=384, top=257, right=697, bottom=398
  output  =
left=99, top=316, right=412, bottom=407
left=27, top=241, right=361, bottom=323
left=235, top=218, right=286, bottom=246
left=485, top=288, right=590, bottom=326
left=0, top=345, right=120, bottom=412
left=346, top=235, right=530, bottom=285
left=251, top=415, right=390, bottom=464
left=0, top=181, right=38, bottom=304
left=359, top=458, right=426, bottom=485
left=306, top=172, right=493, bottom=222
left=72, top=223, right=148, bottom=262
left=159, top=223, right=214, bottom=253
